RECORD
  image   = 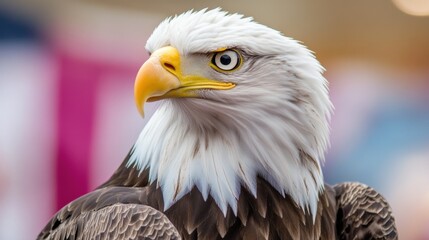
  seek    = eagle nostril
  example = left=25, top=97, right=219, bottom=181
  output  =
left=163, top=62, right=176, bottom=72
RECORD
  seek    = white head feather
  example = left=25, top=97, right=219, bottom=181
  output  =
left=128, top=8, right=332, bottom=219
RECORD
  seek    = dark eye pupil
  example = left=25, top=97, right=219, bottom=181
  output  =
left=220, top=55, right=231, bottom=65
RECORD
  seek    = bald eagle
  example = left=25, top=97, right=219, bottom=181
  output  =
left=38, top=9, right=397, bottom=240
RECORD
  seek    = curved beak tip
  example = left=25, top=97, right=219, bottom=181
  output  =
left=137, top=105, right=145, bottom=118
left=135, top=92, right=147, bottom=118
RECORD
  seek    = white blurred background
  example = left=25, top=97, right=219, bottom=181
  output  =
left=0, top=1, right=428, bottom=239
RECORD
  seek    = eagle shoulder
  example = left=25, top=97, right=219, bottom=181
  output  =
left=334, top=182, right=398, bottom=240
left=37, top=187, right=180, bottom=240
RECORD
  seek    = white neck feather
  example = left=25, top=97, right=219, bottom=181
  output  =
left=129, top=86, right=328, bottom=219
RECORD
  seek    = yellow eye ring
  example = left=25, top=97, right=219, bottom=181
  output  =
left=210, top=49, right=242, bottom=72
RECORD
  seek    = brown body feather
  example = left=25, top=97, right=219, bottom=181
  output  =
left=38, top=154, right=397, bottom=240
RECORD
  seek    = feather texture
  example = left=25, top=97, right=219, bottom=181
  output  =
left=39, top=154, right=397, bottom=239
left=334, top=182, right=398, bottom=240
left=39, top=159, right=337, bottom=239
left=37, top=186, right=180, bottom=240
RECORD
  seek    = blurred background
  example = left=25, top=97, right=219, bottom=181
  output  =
left=0, top=0, right=428, bottom=239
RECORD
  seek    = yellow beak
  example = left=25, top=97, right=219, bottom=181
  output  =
left=134, top=46, right=235, bottom=116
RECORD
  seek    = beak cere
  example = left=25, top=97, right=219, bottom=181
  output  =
left=134, top=46, right=236, bottom=117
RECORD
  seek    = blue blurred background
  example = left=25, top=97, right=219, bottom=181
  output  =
left=0, top=0, right=428, bottom=239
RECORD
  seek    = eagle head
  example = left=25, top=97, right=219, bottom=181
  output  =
left=129, top=8, right=332, bottom=218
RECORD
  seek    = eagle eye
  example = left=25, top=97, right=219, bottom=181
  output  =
left=210, top=50, right=242, bottom=72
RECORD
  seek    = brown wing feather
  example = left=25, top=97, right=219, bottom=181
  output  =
left=37, top=187, right=180, bottom=240
left=334, top=182, right=398, bottom=240
left=42, top=204, right=180, bottom=240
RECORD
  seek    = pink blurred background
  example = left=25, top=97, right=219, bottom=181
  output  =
left=0, top=1, right=428, bottom=239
